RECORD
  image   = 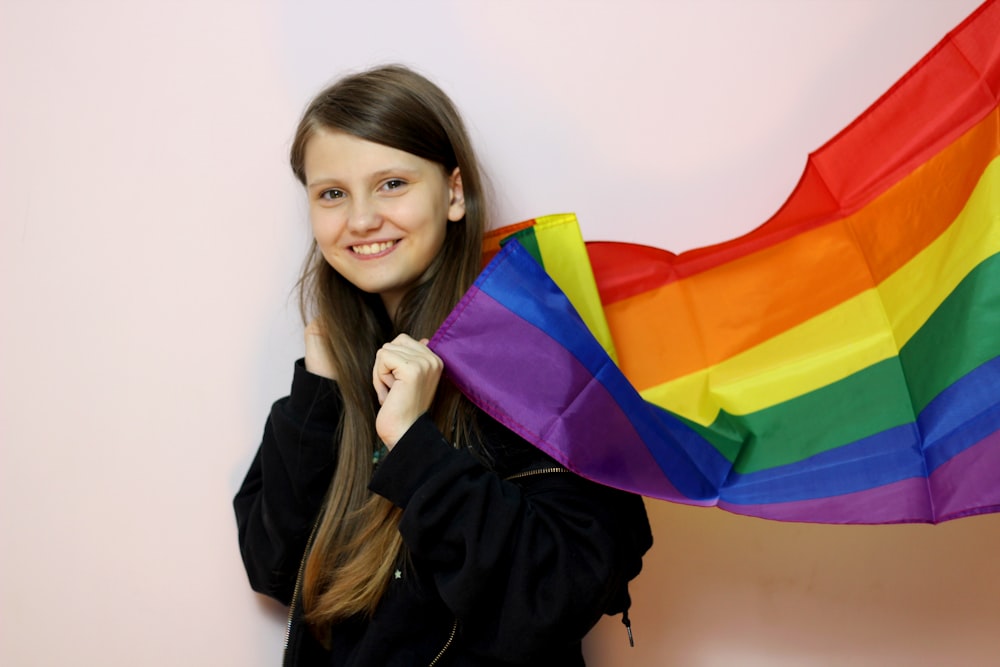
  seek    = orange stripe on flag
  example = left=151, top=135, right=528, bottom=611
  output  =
left=605, top=109, right=1000, bottom=390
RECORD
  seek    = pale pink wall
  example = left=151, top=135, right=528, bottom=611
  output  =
left=2, top=1, right=996, bottom=665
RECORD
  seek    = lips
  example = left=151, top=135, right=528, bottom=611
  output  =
left=351, top=240, right=397, bottom=256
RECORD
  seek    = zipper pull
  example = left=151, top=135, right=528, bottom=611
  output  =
left=622, top=609, right=634, bottom=647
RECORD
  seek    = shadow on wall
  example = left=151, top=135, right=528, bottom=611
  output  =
left=584, top=499, right=1000, bottom=666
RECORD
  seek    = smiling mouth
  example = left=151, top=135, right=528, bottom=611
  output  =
left=352, top=240, right=397, bottom=256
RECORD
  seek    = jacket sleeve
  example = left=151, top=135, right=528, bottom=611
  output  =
left=233, top=360, right=342, bottom=605
left=369, top=413, right=653, bottom=662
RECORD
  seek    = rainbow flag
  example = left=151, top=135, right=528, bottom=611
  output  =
left=430, top=0, right=1000, bottom=524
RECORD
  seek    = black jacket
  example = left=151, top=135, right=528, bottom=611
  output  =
left=234, top=360, right=653, bottom=666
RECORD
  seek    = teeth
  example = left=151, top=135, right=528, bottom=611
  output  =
left=352, top=241, right=396, bottom=256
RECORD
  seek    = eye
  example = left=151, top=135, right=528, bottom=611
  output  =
left=381, top=179, right=407, bottom=192
left=319, top=188, right=345, bottom=201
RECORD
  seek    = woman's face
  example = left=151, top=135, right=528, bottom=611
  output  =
left=303, top=128, right=465, bottom=318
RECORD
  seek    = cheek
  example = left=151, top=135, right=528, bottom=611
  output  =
left=432, top=219, right=449, bottom=252
left=309, top=210, right=345, bottom=246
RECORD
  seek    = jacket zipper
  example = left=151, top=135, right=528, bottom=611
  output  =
left=283, top=517, right=321, bottom=666
left=427, top=618, right=458, bottom=666
left=505, top=466, right=568, bottom=481
left=424, top=466, right=569, bottom=666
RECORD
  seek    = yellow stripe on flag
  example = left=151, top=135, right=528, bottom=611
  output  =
left=532, top=213, right=618, bottom=361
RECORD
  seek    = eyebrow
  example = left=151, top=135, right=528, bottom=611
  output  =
left=306, top=166, right=422, bottom=190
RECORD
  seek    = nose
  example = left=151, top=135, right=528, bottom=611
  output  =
left=346, top=196, right=382, bottom=234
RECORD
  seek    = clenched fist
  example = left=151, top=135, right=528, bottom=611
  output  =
left=373, top=334, right=443, bottom=448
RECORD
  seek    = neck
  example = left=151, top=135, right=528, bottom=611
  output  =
left=380, top=291, right=402, bottom=326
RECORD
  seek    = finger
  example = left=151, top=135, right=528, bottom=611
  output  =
left=304, top=319, right=337, bottom=379
left=373, top=375, right=389, bottom=405
left=372, top=335, right=444, bottom=403
left=381, top=336, right=442, bottom=368
left=378, top=346, right=432, bottom=373
left=372, top=351, right=392, bottom=404
left=386, top=333, right=432, bottom=353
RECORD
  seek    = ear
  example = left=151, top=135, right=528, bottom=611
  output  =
left=446, top=167, right=466, bottom=222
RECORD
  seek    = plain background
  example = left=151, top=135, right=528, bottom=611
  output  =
left=3, top=1, right=999, bottom=665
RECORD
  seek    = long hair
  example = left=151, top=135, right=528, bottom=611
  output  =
left=289, top=65, right=489, bottom=634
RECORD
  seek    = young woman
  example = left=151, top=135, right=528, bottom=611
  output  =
left=234, top=64, right=653, bottom=666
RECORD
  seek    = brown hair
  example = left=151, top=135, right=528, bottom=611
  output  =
left=290, top=65, right=488, bottom=634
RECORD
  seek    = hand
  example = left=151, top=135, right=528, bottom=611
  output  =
left=373, top=334, right=443, bottom=449
left=304, top=319, right=337, bottom=380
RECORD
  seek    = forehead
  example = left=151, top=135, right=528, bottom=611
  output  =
left=303, top=128, right=432, bottom=180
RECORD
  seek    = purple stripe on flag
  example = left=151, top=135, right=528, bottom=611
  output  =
left=718, top=429, right=1000, bottom=524
left=930, top=428, right=1000, bottom=520
left=718, top=477, right=935, bottom=524
left=432, top=284, right=697, bottom=503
